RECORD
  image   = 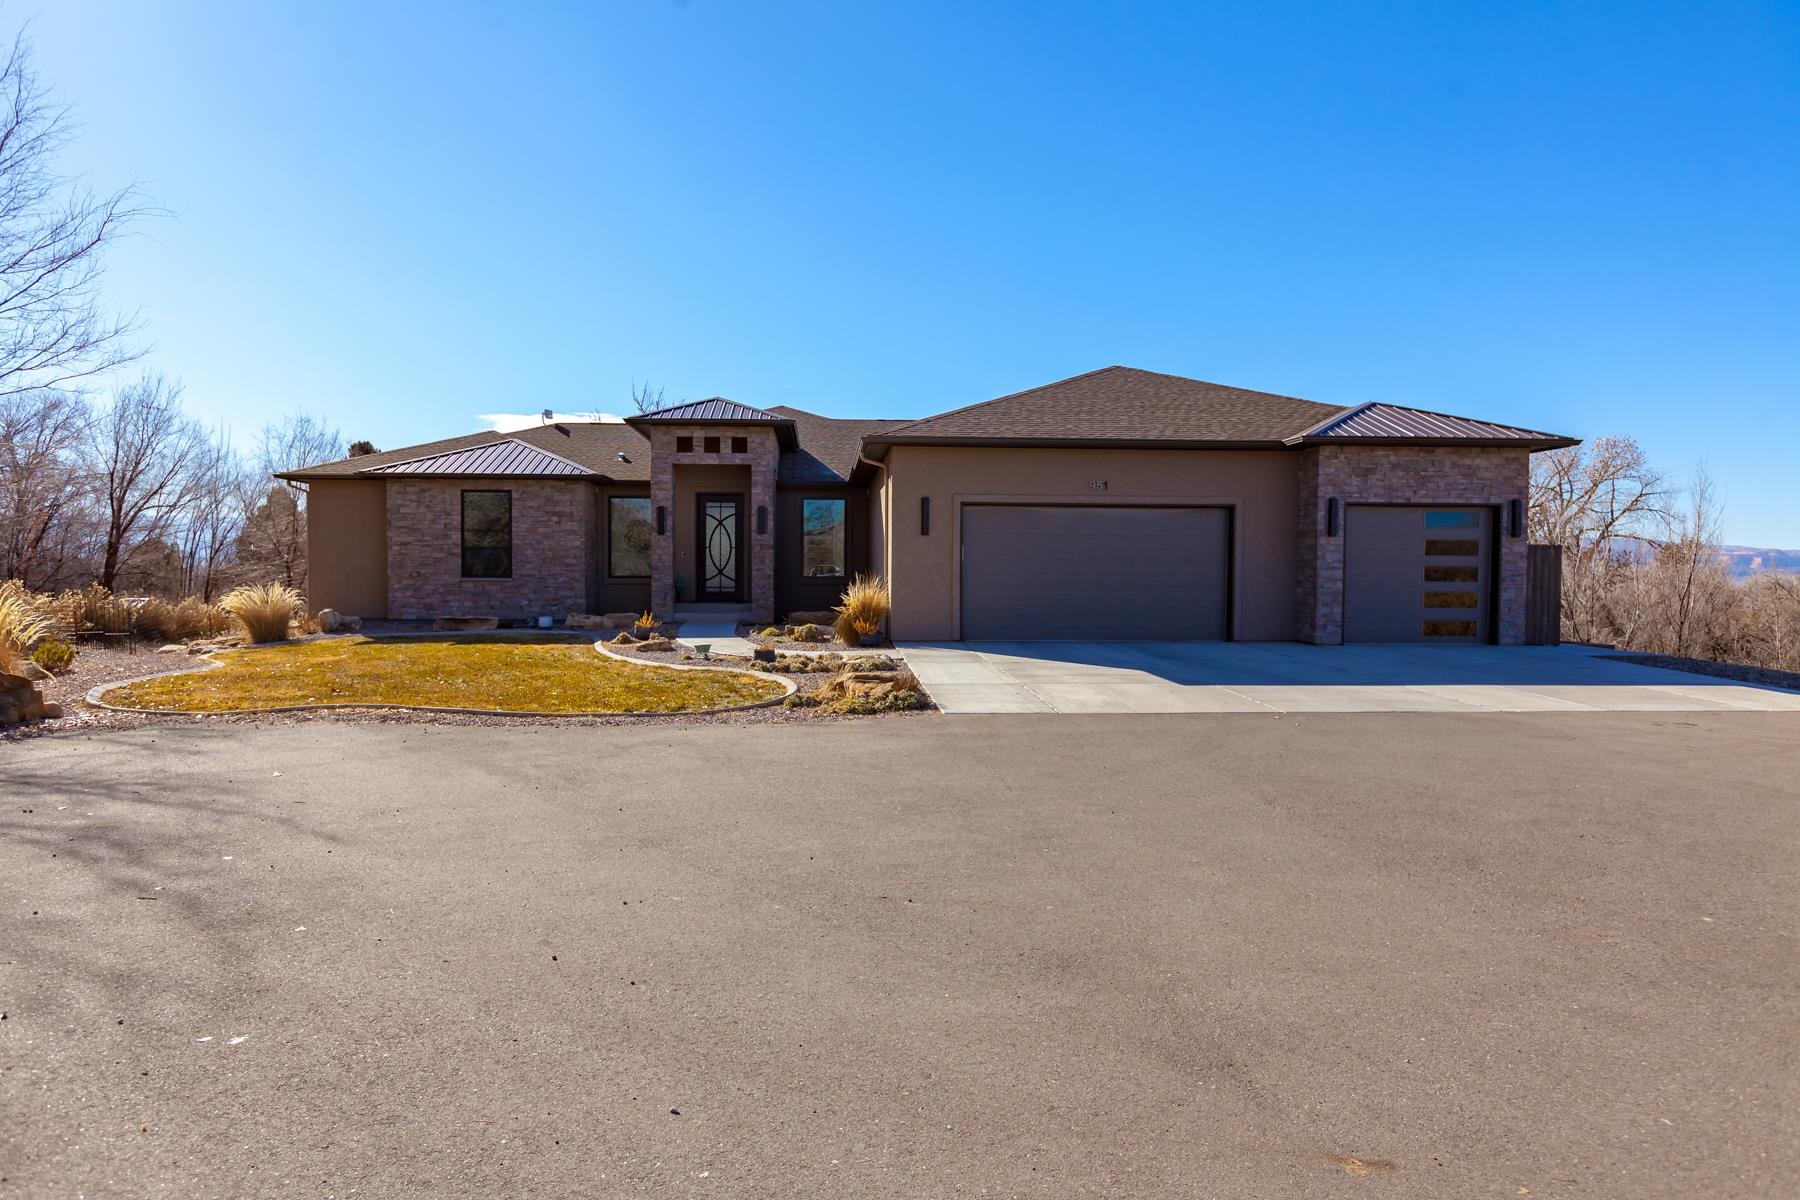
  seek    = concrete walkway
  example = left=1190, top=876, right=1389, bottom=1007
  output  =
left=896, top=640, right=1800, bottom=714
left=673, top=620, right=759, bottom=657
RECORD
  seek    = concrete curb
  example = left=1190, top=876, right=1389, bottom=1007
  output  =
left=85, top=635, right=794, bottom=719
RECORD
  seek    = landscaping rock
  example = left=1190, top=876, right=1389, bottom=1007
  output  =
left=317, top=609, right=363, bottom=633
left=816, top=670, right=910, bottom=704
left=843, top=655, right=898, bottom=672
left=565, top=613, right=608, bottom=630
left=19, top=661, right=50, bottom=682
left=157, top=644, right=184, bottom=654
left=786, top=623, right=830, bottom=643
left=0, top=671, right=48, bottom=726
left=434, top=616, right=499, bottom=631
left=603, top=613, right=643, bottom=630
left=785, top=610, right=837, bottom=626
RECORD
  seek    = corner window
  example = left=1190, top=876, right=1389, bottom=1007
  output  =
left=802, top=498, right=847, bottom=577
left=609, top=496, right=653, bottom=578
left=461, top=490, right=512, bottom=578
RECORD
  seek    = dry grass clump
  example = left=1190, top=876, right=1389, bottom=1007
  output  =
left=833, top=574, right=891, bottom=645
left=0, top=581, right=54, bottom=673
left=220, top=582, right=302, bottom=644
left=136, top=595, right=235, bottom=642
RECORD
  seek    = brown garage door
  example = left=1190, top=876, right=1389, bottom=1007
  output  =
left=1344, top=506, right=1493, bottom=643
left=959, top=505, right=1230, bottom=640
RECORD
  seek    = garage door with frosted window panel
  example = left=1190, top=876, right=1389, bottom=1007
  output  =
left=1344, top=506, right=1492, bottom=643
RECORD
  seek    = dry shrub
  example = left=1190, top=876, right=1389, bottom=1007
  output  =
left=0, top=581, right=54, bottom=674
left=220, top=583, right=302, bottom=644
left=135, top=596, right=234, bottom=642
left=31, top=638, right=76, bottom=673
left=47, top=583, right=133, bottom=633
left=833, top=574, right=891, bottom=644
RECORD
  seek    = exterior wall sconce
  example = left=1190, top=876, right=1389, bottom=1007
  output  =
left=655, top=505, right=666, bottom=535
left=921, top=496, right=930, bottom=536
left=1326, top=497, right=1340, bottom=537
left=1508, top=498, right=1523, bottom=538
left=756, top=505, right=768, bottom=536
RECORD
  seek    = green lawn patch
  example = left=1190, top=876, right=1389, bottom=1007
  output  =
left=103, top=634, right=785, bottom=714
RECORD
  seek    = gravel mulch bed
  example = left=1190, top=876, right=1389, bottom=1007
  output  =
left=4, top=634, right=936, bottom=741
left=1608, top=652, right=1800, bottom=692
left=607, top=638, right=932, bottom=721
left=734, top=623, right=892, bottom=654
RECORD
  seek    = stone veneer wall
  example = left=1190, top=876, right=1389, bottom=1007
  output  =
left=386, top=479, right=595, bottom=620
left=647, top=426, right=778, bottom=623
left=1296, top=446, right=1530, bottom=645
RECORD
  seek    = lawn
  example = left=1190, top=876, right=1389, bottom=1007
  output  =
left=100, top=634, right=787, bottom=714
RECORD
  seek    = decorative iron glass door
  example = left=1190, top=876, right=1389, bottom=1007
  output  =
left=696, top=494, right=744, bottom=600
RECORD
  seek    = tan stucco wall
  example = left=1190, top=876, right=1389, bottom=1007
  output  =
left=880, top=446, right=1301, bottom=641
left=304, top=480, right=388, bottom=618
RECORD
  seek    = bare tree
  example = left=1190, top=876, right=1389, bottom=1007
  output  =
left=235, top=412, right=342, bottom=588
left=1529, top=435, right=1673, bottom=643
left=630, top=380, right=668, bottom=415
left=89, top=373, right=207, bottom=590
left=0, top=386, right=89, bottom=585
left=0, top=31, right=151, bottom=396
left=172, top=427, right=250, bottom=599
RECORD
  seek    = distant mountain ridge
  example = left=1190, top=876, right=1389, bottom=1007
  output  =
left=1718, top=546, right=1800, bottom=580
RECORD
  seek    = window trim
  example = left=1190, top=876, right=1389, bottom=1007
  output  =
left=800, top=495, right=849, bottom=579
left=607, top=494, right=654, bottom=580
left=460, top=489, right=513, bottom=580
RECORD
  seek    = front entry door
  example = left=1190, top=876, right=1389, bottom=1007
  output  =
left=697, top=494, right=744, bottom=601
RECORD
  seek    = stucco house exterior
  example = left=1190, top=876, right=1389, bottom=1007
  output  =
left=279, top=366, right=1577, bottom=644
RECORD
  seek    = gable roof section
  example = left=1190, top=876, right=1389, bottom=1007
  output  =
left=865, top=366, right=1349, bottom=450
left=362, top=438, right=595, bottom=477
left=277, top=421, right=652, bottom=484
left=1287, top=402, right=1578, bottom=449
left=629, top=397, right=788, bottom=423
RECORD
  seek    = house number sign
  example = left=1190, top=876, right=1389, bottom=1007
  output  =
left=1088, top=480, right=1108, bottom=491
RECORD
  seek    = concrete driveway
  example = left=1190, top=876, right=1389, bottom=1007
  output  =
left=898, top=640, right=1800, bottom=713
left=4, top=716, right=1798, bottom=1198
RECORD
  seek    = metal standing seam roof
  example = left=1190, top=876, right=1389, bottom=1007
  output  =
left=630, top=397, right=792, bottom=423
left=361, top=439, right=596, bottom=476
left=1288, top=402, right=1576, bottom=446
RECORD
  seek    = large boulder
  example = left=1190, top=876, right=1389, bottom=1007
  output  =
left=565, top=613, right=607, bottom=630
left=815, top=671, right=910, bottom=703
left=0, top=671, right=49, bottom=726
left=317, top=609, right=363, bottom=634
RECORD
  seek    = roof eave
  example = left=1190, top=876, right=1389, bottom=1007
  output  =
left=624, top=415, right=800, bottom=451
left=860, top=435, right=1298, bottom=454
left=1283, top=434, right=1582, bottom=451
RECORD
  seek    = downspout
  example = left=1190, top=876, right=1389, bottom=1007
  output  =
left=857, top=449, right=892, bottom=608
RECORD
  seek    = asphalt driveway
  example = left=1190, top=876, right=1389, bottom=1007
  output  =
left=4, top=714, right=1798, bottom=1198
left=898, top=641, right=1800, bottom=713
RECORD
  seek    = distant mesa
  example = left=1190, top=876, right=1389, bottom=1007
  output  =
left=1718, top=546, right=1800, bottom=580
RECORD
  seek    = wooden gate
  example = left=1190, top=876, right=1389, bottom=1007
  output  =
left=1525, top=544, right=1563, bottom=645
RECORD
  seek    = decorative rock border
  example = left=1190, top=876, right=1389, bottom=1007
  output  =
left=85, top=635, right=794, bottom=718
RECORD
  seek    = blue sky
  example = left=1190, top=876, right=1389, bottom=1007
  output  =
left=27, top=1, right=1800, bottom=543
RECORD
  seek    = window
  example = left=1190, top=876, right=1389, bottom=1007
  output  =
left=676, top=435, right=694, bottom=453
left=461, top=491, right=511, bottom=578
left=1424, top=591, right=1480, bottom=608
left=730, top=436, right=748, bottom=454
left=703, top=435, right=720, bottom=453
left=802, top=498, right=847, bottom=577
left=1424, top=564, right=1479, bottom=582
left=1425, top=539, right=1481, bottom=556
left=609, top=497, right=653, bottom=577
left=1424, top=511, right=1480, bottom=528
left=1423, top=619, right=1478, bottom=637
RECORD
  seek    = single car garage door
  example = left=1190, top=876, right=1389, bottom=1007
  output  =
left=960, top=505, right=1230, bottom=640
left=1344, top=505, right=1493, bottom=643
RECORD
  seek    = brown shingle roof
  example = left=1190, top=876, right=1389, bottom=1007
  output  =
left=278, top=421, right=651, bottom=483
left=769, top=407, right=908, bottom=484
left=868, top=366, right=1350, bottom=447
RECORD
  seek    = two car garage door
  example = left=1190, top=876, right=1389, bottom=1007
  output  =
left=959, top=505, right=1230, bottom=641
left=957, top=502, right=1494, bottom=643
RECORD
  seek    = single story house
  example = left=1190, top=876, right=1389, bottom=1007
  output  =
left=279, top=366, right=1578, bottom=644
